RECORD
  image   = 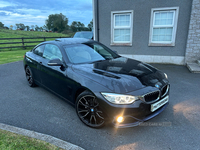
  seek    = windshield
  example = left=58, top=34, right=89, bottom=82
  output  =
left=64, top=43, right=119, bottom=64
left=73, top=32, right=93, bottom=39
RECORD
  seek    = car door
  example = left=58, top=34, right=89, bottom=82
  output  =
left=39, top=44, right=72, bottom=100
left=28, top=44, right=45, bottom=83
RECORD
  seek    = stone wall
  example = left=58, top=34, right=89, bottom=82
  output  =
left=185, top=0, right=200, bottom=63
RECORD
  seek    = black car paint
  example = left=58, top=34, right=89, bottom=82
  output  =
left=23, top=38, right=169, bottom=128
left=72, top=57, right=167, bottom=94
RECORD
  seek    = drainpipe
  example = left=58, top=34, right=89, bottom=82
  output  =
left=92, top=0, right=99, bottom=41
left=97, top=0, right=99, bottom=41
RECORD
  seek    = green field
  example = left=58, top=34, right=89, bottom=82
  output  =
left=0, top=29, right=73, bottom=64
left=0, top=50, right=29, bottom=64
left=0, top=28, right=73, bottom=52
left=0, top=129, right=63, bottom=150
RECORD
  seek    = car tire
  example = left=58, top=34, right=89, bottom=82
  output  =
left=76, top=90, right=105, bottom=128
left=25, top=66, right=36, bottom=87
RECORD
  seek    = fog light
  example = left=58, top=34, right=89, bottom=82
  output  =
left=117, top=116, right=124, bottom=123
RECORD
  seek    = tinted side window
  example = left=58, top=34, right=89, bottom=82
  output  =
left=43, top=44, right=62, bottom=60
left=33, top=45, right=45, bottom=56
left=93, top=45, right=112, bottom=58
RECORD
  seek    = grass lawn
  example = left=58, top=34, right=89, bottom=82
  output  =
left=0, top=50, right=29, bottom=64
left=0, top=28, right=73, bottom=38
left=0, top=29, right=74, bottom=52
left=0, top=129, right=63, bottom=150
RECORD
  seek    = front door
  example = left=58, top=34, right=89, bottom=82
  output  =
left=39, top=44, right=72, bottom=100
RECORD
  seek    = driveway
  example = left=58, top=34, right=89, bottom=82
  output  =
left=0, top=61, right=200, bottom=150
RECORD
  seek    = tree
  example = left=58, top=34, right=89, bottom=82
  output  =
left=16, top=23, right=25, bottom=30
left=35, top=25, right=40, bottom=31
left=45, top=13, right=68, bottom=32
left=88, top=19, right=93, bottom=31
left=43, top=25, right=47, bottom=31
left=10, top=25, right=13, bottom=30
left=77, top=22, right=85, bottom=31
left=4, top=26, right=9, bottom=30
left=20, top=23, right=26, bottom=30
left=31, top=25, right=35, bottom=30
left=39, top=27, right=43, bottom=31
left=26, top=26, right=30, bottom=31
left=15, top=24, right=20, bottom=29
left=70, top=21, right=78, bottom=32
left=70, top=21, right=86, bottom=32
left=0, top=22, right=4, bottom=28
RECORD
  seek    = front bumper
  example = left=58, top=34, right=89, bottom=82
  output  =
left=95, top=90, right=169, bottom=128
left=112, top=102, right=168, bottom=128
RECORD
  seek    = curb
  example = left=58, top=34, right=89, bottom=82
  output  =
left=0, top=123, right=84, bottom=150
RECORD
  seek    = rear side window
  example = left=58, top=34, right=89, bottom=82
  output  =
left=43, top=44, right=62, bottom=60
left=33, top=45, right=45, bottom=56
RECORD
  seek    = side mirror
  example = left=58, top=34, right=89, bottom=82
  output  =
left=48, top=58, right=63, bottom=66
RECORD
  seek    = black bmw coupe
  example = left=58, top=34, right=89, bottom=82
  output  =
left=23, top=38, right=170, bottom=128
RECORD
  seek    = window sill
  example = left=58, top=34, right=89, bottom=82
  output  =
left=110, top=43, right=132, bottom=46
left=148, top=43, right=175, bottom=47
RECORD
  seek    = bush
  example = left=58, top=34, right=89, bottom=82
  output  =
left=61, top=30, right=74, bottom=37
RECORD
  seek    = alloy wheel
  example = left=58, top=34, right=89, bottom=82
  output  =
left=25, top=66, right=35, bottom=87
left=76, top=94, right=105, bottom=128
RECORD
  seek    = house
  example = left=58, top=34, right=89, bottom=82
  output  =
left=92, top=0, right=200, bottom=71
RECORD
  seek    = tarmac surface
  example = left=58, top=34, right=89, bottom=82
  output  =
left=0, top=61, right=200, bottom=150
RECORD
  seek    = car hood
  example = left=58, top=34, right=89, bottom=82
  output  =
left=72, top=57, right=167, bottom=93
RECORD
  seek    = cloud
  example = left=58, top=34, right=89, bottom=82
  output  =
left=0, top=0, right=93, bottom=27
left=0, top=1, right=16, bottom=8
left=0, top=12, right=10, bottom=16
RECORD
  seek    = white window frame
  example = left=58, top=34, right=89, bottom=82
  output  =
left=111, top=10, right=133, bottom=46
left=149, top=7, right=179, bottom=46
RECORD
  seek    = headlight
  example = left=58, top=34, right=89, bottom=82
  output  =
left=164, top=73, right=168, bottom=79
left=101, top=93, right=138, bottom=104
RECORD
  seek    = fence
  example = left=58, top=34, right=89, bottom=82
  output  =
left=0, top=37, right=66, bottom=51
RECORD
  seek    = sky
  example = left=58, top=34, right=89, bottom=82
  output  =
left=0, top=0, right=93, bottom=29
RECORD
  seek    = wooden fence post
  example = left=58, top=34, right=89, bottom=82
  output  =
left=22, top=37, right=25, bottom=49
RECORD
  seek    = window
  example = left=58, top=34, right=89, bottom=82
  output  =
left=64, top=43, right=118, bottom=64
left=149, top=7, right=179, bottom=46
left=43, top=44, right=62, bottom=60
left=111, top=10, right=133, bottom=46
left=33, top=45, right=45, bottom=56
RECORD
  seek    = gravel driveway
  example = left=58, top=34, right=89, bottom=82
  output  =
left=0, top=61, right=200, bottom=150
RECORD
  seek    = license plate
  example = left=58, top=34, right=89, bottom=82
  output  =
left=151, top=96, right=169, bottom=112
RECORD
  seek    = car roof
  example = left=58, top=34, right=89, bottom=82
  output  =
left=35, top=38, right=92, bottom=48
left=52, top=38, right=91, bottom=46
